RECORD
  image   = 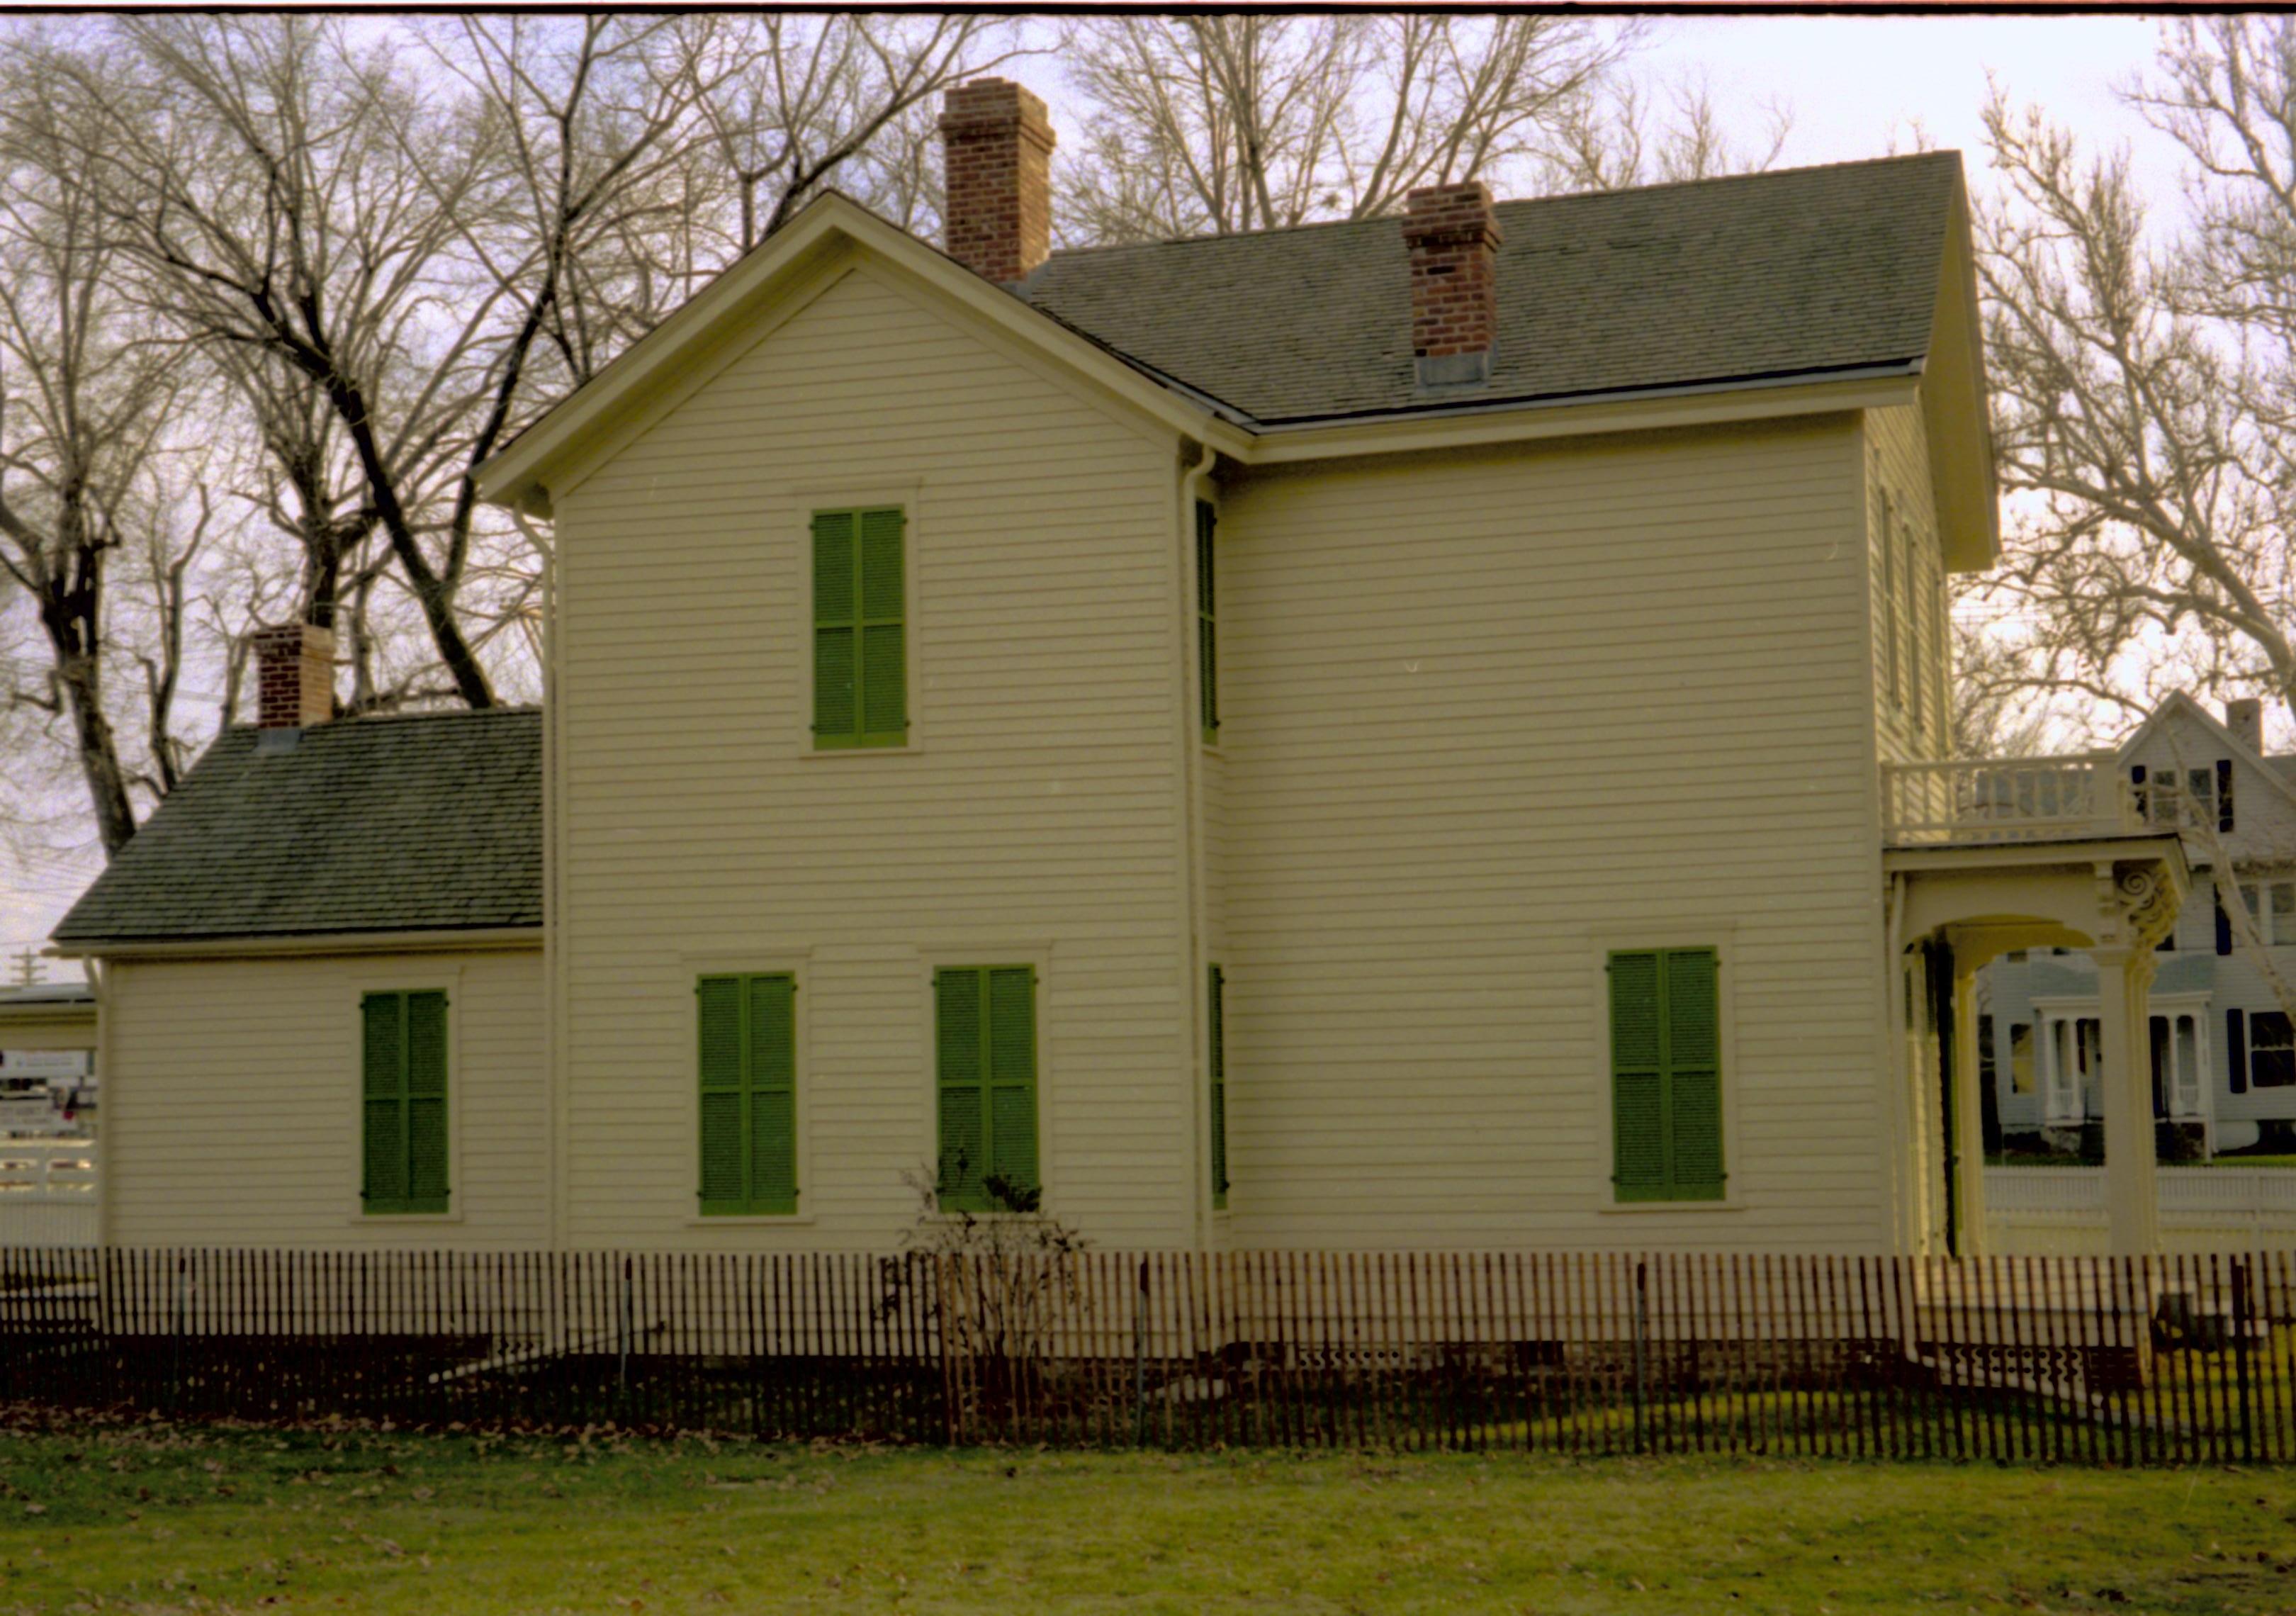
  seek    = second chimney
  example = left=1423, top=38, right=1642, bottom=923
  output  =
left=2228, top=697, right=2265, bottom=753
left=1403, top=182, right=1502, bottom=388
left=938, top=79, right=1055, bottom=286
left=252, top=623, right=335, bottom=730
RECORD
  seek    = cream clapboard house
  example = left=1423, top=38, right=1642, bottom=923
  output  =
left=51, top=79, right=2195, bottom=1258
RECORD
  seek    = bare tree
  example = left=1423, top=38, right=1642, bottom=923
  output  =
left=0, top=47, right=203, bottom=854
left=1057, top=16, right=1630, bottom=243
left=1539, top=76, right=1791, bottom=193
left=1976, top=20, right=2296, bottom=738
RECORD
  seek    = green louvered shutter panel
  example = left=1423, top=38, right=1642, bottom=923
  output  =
left=1196, top=501, right=1218, bottom=740
left=1609, top=953, right=1667, bottom=1202
left=857, top=507, right=906, bottom=743
left=1663, top=949, right=1725, bottom=1200
left=361, top=993, right=407, bottom=1210
left=1208, top=965, right=1228, bottom=1206
left=812, top=510, right=858, bottom=744
left=936, top=968, right=988, bottom=1209
left=747, top=974, right=798, bottom=1212
left=697, top=977, right=746, bottom=1212
left=403, top=991, right=451, bottom=1211
left=986, top=967, right=1039, bottom=1204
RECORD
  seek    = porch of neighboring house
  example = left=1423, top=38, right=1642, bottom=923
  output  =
left=0, top=984, right=99, bottom=1248
left=1883, top=755, right=2190, bottom=1257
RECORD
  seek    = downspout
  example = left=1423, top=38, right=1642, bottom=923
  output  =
left=1884, top=870, right=1910, bottom=1253
left=512, top=506, right=564, bottom=1252
left=1178, top=441, right=1217, bottom=1252
left=84, top=956, right=111, bottom=1248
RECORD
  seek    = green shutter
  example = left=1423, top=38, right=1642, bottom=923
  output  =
left=1208, top=965, right=1228, bottom=1207
left=1196, top=500, right=1218, bottom=741
left=361, top=989, right=449, bottom=1215
left=1609, top=953, right=1668, bottom=1202
left=361, top=993, right=407, bottom=1209
left=986, top=967, right=1038, bottom=1202
left=697, top=973, right=798, bottom=1216
left=1609, top=948, right=1725, bottom=1204
left=936, top=965, right=1039, bottom=1212
left=935, top=968, right=988, bottom=1208
left=1663, top=949, right=1725, bottom=1200
left=814, top=506, right=906, bottom=749
left=747, top=975, right=798, bottom=1211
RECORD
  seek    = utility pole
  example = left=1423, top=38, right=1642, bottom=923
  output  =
left=8, top=948, right=43, bottom=988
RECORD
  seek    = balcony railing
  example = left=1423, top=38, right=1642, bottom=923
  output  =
left=1882, top=754, right=2142, bottom=846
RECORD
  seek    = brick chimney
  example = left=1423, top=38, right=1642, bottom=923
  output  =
left=252, top=623, right=335, bottom=729
left=1402, top=182, right=1502, bottom=388
left=938, top=78, right=1055, bottom=285
left=2227, top=697, right=2265, bottom=753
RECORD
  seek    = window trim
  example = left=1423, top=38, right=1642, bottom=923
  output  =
left=1591, top=927, right=1740, bottom=1213
left=694, top=970, right=803, bottom=1218
left=929, top=958, right=1046, bottom=1214
left=347, top=972, right=461, bottom=1221
left=807, top=503, right=911, bottom=753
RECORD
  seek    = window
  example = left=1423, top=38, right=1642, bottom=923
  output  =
left=2146, top=765, right=2222, bottom=831
left=1609, top=947, right=1725, bottom=1203
left=2149, top=1011, right=2207, bottom=1118
left=2251, top=1010, right=2296, bottom=1089
left=361, top=990, right=449, bottom=1215
left=812, top=507, right=906, bottom=748
left=1877, top=489, right=1903, bottom=709
left=1196, top=500, right=1218, bottom=742
left=2008, top=1022, right=2035, bottom=1095
left=697, top=974, right=797, bottom=1216
left=1909, top=532, right=1928, bottom=735
left=935, top=965, right=1039, bottom=1211
left=2240, top=880, right=2296, bottom=946
left=1978, top=1014, right=1996, bottom=1092
left=1208, top=965, right=1228, bottom=1208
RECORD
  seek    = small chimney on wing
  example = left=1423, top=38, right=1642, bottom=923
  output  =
left=252, top=623, right=335, bottom=730
left=2227, top=697, right=2265, bottom=754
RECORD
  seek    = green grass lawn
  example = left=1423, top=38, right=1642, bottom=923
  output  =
left=3, top=1423, right=2295, bottom=1615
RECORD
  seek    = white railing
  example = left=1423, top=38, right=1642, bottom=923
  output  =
left=1985, top=1165, right=2296, bottom=1253
left=1882, top=754, right=2139, bottom=845
left=0, top=1138, right=97, bottom=1247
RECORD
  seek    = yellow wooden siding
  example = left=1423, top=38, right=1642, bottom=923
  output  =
left=1867, top=403, right=1949, bottom=767
left=550, top=265, right=1194, bottom=1250
left=103, top=949, right=546, bottom=1247
left=1215, top=417, right=1893, bottom=1251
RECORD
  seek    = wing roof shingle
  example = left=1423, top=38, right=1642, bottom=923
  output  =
left=1015, top=152, right=1963, bottom=425
left=52, top=709, right=541, bottom=946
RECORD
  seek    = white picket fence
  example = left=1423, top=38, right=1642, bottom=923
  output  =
left=1986, top=1165, right=2296, bottom=1254
left=0, top=1138, right=97, bottom=1247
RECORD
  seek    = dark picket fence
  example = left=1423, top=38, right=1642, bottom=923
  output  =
left=6, top=1246, right=2296, bottom=1461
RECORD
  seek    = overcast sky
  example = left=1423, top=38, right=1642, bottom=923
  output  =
left=0, top=13, right=2196, bottom=981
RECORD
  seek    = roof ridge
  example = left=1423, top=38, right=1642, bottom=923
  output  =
left=220, top=704, right=541, bottom=735
left=1037, top=150, right=1964, bottom=264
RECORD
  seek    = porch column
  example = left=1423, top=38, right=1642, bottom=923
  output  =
left=1951, top=959, right=1988, bottom=1257
left=2093, top=945, right=2161, bottom=1255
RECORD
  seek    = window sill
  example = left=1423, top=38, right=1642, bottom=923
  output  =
left=1597, top=1199, right=1745, bottom=1215
left=685, top=1213, right=818, bottom=1228
left=349, top=1211, right=463, bottom=1225
left=800, top=742, right=921, bottom=760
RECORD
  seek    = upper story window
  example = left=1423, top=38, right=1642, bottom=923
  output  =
left=1196, top=500, right=1219, bottom=744
left=812, top=507, right=908, bottom=749
left=2241, top=879, right=2296, bottom=944
left=2142, top=761, right=2232, bottom=832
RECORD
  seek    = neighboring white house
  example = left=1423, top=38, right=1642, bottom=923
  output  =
left=1980, top=695, right=2296, bottom=1162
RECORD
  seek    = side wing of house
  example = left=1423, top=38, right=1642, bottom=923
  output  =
left=103, top=947, right=547, bottom=1246
left=548, top=255, right=1198, bottom=1249
left=1215, top=414, right=1891, bottom=1250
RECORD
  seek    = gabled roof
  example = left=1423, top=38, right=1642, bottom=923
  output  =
left=1017, top=152, right=1964, bottom=427
left=478, top=154, right=1987, bottom=521
left=52, top=709, right=541, bottom=950
left=2115, top=690, right=2296, bottom=835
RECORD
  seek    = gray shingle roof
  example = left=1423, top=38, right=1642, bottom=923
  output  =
left=1017, top=152, right=1963, bottom=425
left=52, top=709, right=541, bottom=947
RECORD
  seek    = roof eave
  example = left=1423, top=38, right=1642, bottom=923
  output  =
left=50, top=924, right=543, bottom=961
